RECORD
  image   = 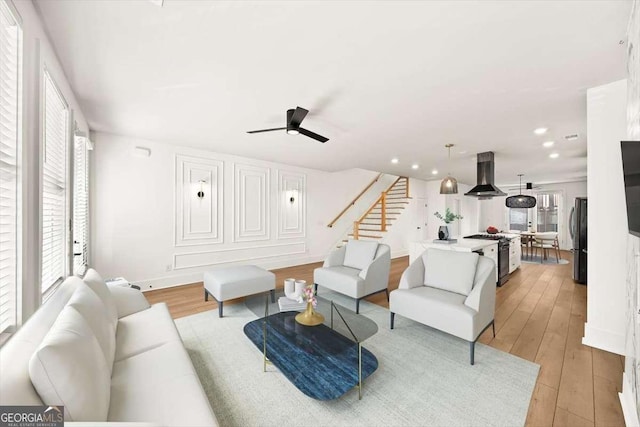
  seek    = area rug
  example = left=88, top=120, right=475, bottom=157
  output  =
left=174, top=294, right=539, bottom=427
left=521, top=255, right=569, bottom=265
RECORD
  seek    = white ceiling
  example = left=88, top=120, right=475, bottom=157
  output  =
left=35, top=0, right=631, bottom=186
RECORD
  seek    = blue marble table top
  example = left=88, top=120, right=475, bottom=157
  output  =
left=243, top=311, right=378, bottom=400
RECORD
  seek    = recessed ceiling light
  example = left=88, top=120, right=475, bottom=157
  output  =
left=411, top=164, right=419, bottom=170
left=534, top=127, right=548, bottom=135
left=391, top=158, right=399, bottom=164
left=432, top=169, right=438, bottom=175
left=549, top=152, right=559, bottom=159
left=543, top=141, right=555, bottom=148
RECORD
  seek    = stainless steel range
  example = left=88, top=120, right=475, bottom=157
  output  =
left=465, top=234, right=511, bottom=286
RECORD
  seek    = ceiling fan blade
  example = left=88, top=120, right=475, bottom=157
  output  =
left=247, top=127, right=287, bottom=134
left=289, top=107, right=309, bottom=128
left=298, top=127, right=329, bottom=143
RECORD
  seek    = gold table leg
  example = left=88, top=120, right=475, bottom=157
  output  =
left=358, top=342, right=362, bottom=400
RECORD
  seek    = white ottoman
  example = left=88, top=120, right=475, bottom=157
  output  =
left=204, top=265, right=276, bottom=317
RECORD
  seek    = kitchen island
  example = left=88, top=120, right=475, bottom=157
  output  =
left=410, top=239, right=499, bottom=284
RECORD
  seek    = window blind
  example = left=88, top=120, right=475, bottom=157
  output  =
left=41, top=71, right=68, bottom=293
left=73, top=135, right=88, bottom=275
left=0, top=0, right=20, bottom=334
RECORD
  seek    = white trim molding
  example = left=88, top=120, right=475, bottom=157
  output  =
left=173, top=242, right=305, bottom=270
left=277, top=170, right=306, bottom=239
left=233, top=163, right=270, bottom=242
left=620, top=371, right=640, bottom=427
left=582, top=322, right=625, bottom=355
left=175, top=154, right=224, bottom=246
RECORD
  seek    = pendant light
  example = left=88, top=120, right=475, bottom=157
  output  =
left=505, top=174, right=537, bottom=208
left=439, top=144, right=458, bottom=194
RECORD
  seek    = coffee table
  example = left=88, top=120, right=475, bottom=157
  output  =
left=243, top=291, right=378, bottom=400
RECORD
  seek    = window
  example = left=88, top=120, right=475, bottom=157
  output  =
left=508, top=208, right=529, bottom=231
left=41, top=70, right=68, bottom=294
left=73, top=134, right=89, bottom=275
left=0, top=0, right=21, bottom=334
left=536, top=192, right=560, bottom=232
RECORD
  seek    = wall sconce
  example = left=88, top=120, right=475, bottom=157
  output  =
left=286, top=190, right=297, bottom=204
left=197, top=180, right=206, bottom=199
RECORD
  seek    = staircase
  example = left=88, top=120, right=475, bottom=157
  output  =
left=337, top=176, right=410, bottom=246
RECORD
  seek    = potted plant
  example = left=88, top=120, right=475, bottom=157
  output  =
left=434, top=208, right=463, bottom=240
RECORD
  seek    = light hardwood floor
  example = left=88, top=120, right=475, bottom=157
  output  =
left=145, top=253, right=625, bottom=427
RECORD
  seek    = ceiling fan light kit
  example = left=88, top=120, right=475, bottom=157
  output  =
left=505, top=174, right=537, bottom=208
left=440, top=144, right=459, bottom=194
left=248, top=106, right=329, bottom=143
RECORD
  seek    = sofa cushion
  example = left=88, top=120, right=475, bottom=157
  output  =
left=423, top=249, right=479, bottom=296
left=390, top=287, right=477, bottom=341
left=0, top=277, right=83, bottom=407
left=343, top=240, right=379, bottom=271
left=110, top=286, right=151, bottom=318
left=109, top=342, right=217, bottom=426
left=67, top=285, right=116, bottom=372
left=115, top=303, right=182, bottom=362
left=84, top=269, right=118, bottom=329
left=313, top=266, right=364, bottom=298
left=29, top=306, right=111, bottom=421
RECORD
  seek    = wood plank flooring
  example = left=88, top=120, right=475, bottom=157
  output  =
left=144, top=252, right=625, bottom=427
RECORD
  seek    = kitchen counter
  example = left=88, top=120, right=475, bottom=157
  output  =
left=412, top=238, right=500, bottom=253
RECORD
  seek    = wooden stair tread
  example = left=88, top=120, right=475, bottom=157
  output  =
left=348, top=234, right=383, bottom=239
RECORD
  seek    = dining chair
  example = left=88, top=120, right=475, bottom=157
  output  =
left=533, top=232, right=560, bottom=263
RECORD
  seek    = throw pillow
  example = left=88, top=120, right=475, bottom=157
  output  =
left=29, top=306, right=111, bottom=422
left=423, top=249, right=479, bottom=296
left=83, top=269, right=118, bottom=329
left=67, top=285, right=116, bottom=372
left=343, top=240, right=379, bottom=271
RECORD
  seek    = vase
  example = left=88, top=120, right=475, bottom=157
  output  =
left=438, top=225, right=450, bottom=240
left=284, top=279, right=305, bottom=300
left=295, top=301, right=325, bottom=326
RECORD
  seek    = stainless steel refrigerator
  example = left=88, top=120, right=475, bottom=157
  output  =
left=569, top=197, right=587, bottom=284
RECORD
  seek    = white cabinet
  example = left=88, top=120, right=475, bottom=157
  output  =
left=483, top=244, right=499, bottom=278
left=509, top=236, right=521, bottom=273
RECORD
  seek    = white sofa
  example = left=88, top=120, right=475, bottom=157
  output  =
left=389, top=249, right=496, bottom=365
left=314, top=240, right=391, bottom=313
left=0, top=269, right=217, bottom=426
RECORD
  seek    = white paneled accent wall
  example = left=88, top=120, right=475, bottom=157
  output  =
left=233, top=163, right=270, bottom=242
left=174, top=242, right=307, bottom=270
left=277, top=171, right=306, bottom=239
left=175, top=155, right=223, bottom=246
left=91, top=132, right=424, bottom=290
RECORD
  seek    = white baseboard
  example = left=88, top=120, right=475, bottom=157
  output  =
left=582, top=322, right=625, bottom=355
left=138, top=252, right=410, bottom=292
left=620, top=371, right=640, bottom=427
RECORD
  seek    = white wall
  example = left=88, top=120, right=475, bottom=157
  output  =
left=584, top=79, right=628, bottom=355
left=10, top=0, right=90, bottom=322
left=91, top=132, right=419, bottom=290
left=478, top=181, right=587, bottom=250
left=406, top=180, right=479, bottom=241
left=620, top=3, right=640, bottom=424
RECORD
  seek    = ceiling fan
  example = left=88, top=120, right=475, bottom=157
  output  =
left=247, top=107, right=329, bottom=143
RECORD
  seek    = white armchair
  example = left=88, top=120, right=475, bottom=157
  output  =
left=389, top=249, right=496, bottom=365
left=314, top=240, right=391, bottom=313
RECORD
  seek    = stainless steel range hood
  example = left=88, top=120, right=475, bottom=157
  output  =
left=464, top=152, right=507, bottom=199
